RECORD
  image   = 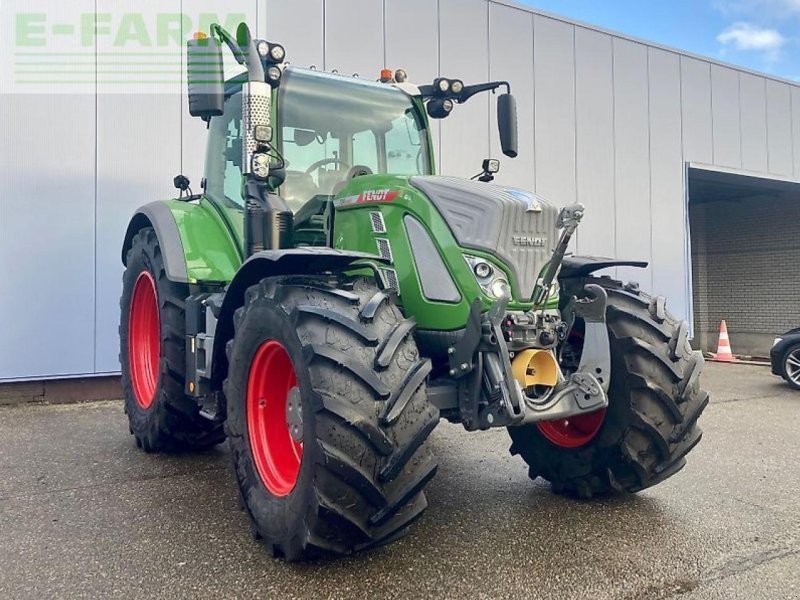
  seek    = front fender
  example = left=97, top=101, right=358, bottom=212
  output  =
left=210, top=248, right=388, bottom=387
left=559, top=256, right=648, bottom=279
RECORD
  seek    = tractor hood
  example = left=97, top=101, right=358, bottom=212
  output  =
left=409, top=176, right=559, bottom=298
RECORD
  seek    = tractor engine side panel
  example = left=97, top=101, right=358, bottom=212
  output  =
left=331, top=175, right=526, bottom=332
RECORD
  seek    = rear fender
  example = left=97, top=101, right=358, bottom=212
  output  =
left=122, top=202, right=190, bottom=282
left=121, top=199, right=242, bottom=284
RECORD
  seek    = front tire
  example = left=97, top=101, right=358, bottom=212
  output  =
left=120, top=227, right=224, bottom=452
left=224, top=276, right=439, bottom=560
left=781, top=343, right=800, bottom=390
left=508, top=278, right=709, bottom=498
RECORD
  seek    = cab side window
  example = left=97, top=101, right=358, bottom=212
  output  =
left=204, top=91, right=244, bottom=207
left=280, top=128, right=343, bottom=212
left=352, top=129, right=379, bottom=173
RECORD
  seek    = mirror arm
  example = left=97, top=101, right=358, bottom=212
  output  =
left=419, top=80, right=511, bottom=101
left=455, top=80, right=511, bottom=103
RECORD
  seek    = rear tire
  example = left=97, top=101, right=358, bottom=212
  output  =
left=508, top=278, right=709, bottom=498
left=120, top=227, right=225, bottom=452
left=224, top=275, right=439, bottom=560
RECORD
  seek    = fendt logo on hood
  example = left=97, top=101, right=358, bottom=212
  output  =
left=334, top=189, right=399, bottom=208
left=512, top=235, right=547, bottom=247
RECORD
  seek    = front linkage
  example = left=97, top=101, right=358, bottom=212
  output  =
left=429, top=203, right=611, bottom=431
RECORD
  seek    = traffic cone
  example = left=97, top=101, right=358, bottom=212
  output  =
left=713, top=320, right=736, bottom=363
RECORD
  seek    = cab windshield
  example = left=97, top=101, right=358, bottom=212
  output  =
left=278, top=67, right=432, bottom=211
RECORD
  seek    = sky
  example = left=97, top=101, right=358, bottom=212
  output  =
left=517, top=0, right=800, bottom=81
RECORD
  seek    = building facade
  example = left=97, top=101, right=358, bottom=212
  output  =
left=2, top=0, right=799, bottom=381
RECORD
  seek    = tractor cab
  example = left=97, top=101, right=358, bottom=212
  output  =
left=204, top=67, right=434, bottom=212
left=188, top=22, right=517, bottom=255
left=202, top=66, right=434, bottom=245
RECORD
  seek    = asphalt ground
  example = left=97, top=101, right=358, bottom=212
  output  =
left=1, top=362, right=799, bottom=600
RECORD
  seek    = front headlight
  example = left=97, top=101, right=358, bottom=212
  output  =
left=465, top=256, right=510, bottom=299
left=773, top=337, right=783, bottom=348
left=489, top=278, right=511, bottom=299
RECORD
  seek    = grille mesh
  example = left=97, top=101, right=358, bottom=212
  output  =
left=382, top=269, right=400, bottom=294
left=376, top=238, right=393, bottom=262
left=370, top=211, right=387, bottom=233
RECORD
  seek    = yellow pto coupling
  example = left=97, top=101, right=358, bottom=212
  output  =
left=511, top=349, right=560, bottom=392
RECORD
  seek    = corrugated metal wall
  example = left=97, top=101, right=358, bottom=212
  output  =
left=2, top=0, right=799, bottom=380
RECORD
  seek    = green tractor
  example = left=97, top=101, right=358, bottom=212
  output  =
left=119, top=23, right=708, bottom=560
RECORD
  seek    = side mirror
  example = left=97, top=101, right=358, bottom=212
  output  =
left=497, top=93, right=518, bottom=158
left=187, top=34, right=225, bottom=118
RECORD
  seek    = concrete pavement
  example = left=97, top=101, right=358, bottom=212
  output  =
left=1, top=362, right=799, bottom=599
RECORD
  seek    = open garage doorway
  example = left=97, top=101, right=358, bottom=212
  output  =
left=688, top=166, right=800, bottom=358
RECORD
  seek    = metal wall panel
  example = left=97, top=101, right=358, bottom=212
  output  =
left=94, top=0, right=183, bottom=373
left=574, top=27, right=614, bottom=258
left=766, top=80, right=794, bottom=176
left=385, top=0, right=438, bottom=82
left=648, top=48, right=688, bottom=320
left=325, top=0, right=384, bottom=78
left=385, top=0, right=441, bottom=172
left=613, top=38, right=652, bottom=287
left=438, top=0, right=490, bottom=178
left=793, top=88, right=800, bottom=178
left=0, top=96, right=97, bottom=379
left=533, top=16, right=576, bottom=206
left=0, top=1, right=96, bottom=380
left=680, top=57, right=713, bottom=164
left=262, top=0, right=324, bottom=69
left=739, top=73, right=769, bottom=173
left=711, top=66, right=742, bottom=169
left=488, top=2, right=534, bottom=190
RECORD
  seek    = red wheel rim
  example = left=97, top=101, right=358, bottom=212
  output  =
left=128, top=271, right=160, bottom=409
left=536, top=408, right=607, bottom=449
left=246, top=340, right=302, bottom=497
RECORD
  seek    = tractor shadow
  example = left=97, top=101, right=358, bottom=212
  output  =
left=276, top=423, right=702, bottom=587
